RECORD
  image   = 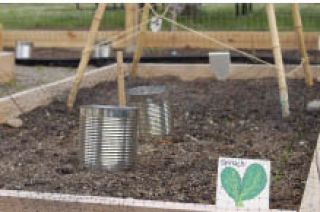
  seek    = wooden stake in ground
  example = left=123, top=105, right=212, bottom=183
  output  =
left=291, top=3, right=313, bottom=87
left=117, top=51, right=126, bottom=106
left=66, top=3, right=106, bottom=109
left=266, top=3, right=290, bottom=117
left=131, top=3, right=150, bottom=78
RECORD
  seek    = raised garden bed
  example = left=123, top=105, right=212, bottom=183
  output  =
left=0, top=72, right=319, bottom=211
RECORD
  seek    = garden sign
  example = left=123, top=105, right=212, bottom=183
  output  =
left=216, top=157, right=271, bottom=210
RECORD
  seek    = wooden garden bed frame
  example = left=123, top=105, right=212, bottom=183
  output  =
left=1, top=4, right=319, bottom=51
left=0, top=189, right=296, bottom=212
left=0, top=63, right=319, bottom=211
left=2, top=30, right=320, bottom=50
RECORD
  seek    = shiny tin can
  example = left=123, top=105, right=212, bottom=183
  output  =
left=15, top=41, right=32, bottom=59
left=127, top=86, right=173, bottom=138
left=80, top=105, right=138, bottom=171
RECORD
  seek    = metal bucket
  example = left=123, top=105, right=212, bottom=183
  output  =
left=127, top=86, right=173, bottom=138
left=79, top=105, right=138, bottom=171
left=15, top=41, right=32, bottom=59
left=93, top=41, right=111, bottom=58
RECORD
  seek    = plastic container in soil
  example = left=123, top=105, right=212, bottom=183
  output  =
left=79, top=105, right=138, bottom=171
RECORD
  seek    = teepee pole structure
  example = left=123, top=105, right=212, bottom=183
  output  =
left=317, top=150, right=320, bottom=181
left=291, top=3, right=313, bottom=87
left=67, top=3, right=107, bottom=109
left=266, top=3, right=290, bottom=117
left=131, top=3, right=150, bottom=78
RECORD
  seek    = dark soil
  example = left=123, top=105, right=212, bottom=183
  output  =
left=0, top=77, right=319, bottom=211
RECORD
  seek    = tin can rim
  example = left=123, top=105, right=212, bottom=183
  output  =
left=80, top=105, right=137, bottom=110
left=127, top=85, right=167, bottom=96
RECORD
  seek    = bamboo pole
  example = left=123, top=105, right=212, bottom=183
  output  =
left=0, top=23, right=3, bottom=51
left=125, top=4, right=138, bottom=48
left=266, top=3, right=290, bottom=117
left=66, top=3, right=106, bottom=109
left=291, top=3, right=313, bottom=87
left=131, top=3, right=150, bottom=77
left=317, top=150, right=320, bottom=181
left=117, top=51, right=126, bottom=106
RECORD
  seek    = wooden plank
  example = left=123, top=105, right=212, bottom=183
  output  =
left=0, top=64, right=117, bottom=124
left=3, top=30, right=124, bottom=48
left=300, top=134, right=320, bottom=212
left=126, top=63, right=320, bottom=81
left=0, top=190, right=295, bottom=212
left=143, top=31, right=320, bottom=50
left=2, top=30, right=320, bottom=50
left=0, top=52, right=15, bottom=84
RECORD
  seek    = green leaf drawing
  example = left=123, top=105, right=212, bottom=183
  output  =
left=240, top=164, right=267, bottom=201
left=221, top=163, right=267, bottom=207
left=221, top=167, right=241, bottom=205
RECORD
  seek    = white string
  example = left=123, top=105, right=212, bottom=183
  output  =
left=286, top=59, right=305, bottom=77
left=149, top=5, right=275, bottom=67
left=95, top=15, right=153, bottom=47
left=95, top=4, right=170, bottom=48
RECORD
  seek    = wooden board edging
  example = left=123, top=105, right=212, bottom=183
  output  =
left=0, top=64, right=117, bottom=124
left=0, top=51, right=15, bottom=84
left=299, top=133, right=320, bottom=212
left=127, top=63, right=320, bottom=81
left=3, top=30, right=320, bottom=50
left=0, top=189, right=295, bottom=212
